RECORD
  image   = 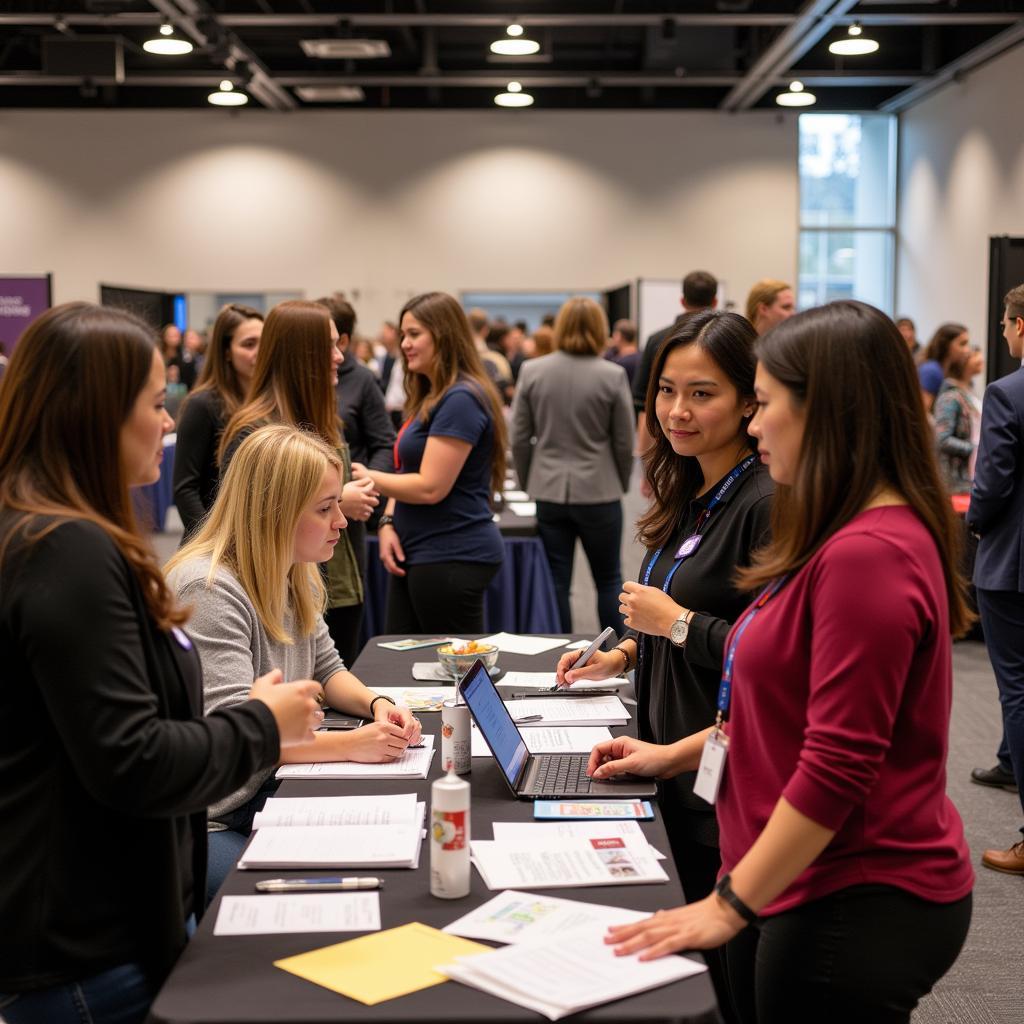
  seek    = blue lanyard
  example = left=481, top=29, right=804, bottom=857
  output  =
left=641, top=454, right=758, bottom=595
left=715, top=576, right=787, bottom=723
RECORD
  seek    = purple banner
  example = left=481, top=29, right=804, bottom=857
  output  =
left=0, top=275, right=52, bottom=354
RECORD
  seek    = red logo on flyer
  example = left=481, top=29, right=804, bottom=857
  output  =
left=589, top=837, right=625, bottom=849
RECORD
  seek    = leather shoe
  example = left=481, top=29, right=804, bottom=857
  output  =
left=981, top=840, right=1024, bottom=875
left=970, top=764, right=1018, bottom=791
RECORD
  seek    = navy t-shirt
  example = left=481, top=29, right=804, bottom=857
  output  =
left=393, top=382, right=503, bottom=565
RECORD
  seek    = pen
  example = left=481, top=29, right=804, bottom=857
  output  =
left=255, top=877, right=384, bottom=893
left=513, top=714, right=544, bottom=724
left=538, top=688, right=619, bottom=697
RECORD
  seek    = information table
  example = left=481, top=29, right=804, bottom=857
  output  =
left=149, top=636, right=718, bottom=1024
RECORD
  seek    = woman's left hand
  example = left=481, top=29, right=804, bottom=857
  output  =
left=374, top=701, right=422, bottom=745
left=605, top=895, right=745, bottom=960
left=619, top=581, right=684, bottom=638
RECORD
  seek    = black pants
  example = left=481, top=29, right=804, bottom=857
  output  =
left=324, top=603, right=364, bottom=668
left=535, top=499, right=625, bottom=634
left=722, top=885, right=972, bottom=1024
left=385, top=561, right=500, bottom=635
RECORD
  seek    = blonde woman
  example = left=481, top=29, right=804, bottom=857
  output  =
left=744, top=279, right=796, bottom=336
left=166, top=425, right=420, bottom=900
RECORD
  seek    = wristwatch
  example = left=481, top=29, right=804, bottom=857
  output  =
left=669, top=610, right=693, bottom=647
left=377, top=514, right=395, bottom=529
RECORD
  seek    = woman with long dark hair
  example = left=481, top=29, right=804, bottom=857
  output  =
left=173, top=302, right=263, bottom=537
left=589, top=301, right=974, bottom=1024
left=917, top=321, right=970, bottom=411
left=360, top=292, right=507, bottom=635
left=0, top=303, right=320, bottom=1024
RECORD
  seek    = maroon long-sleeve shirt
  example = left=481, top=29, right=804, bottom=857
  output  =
left=717, top=506, right=973, bottom=916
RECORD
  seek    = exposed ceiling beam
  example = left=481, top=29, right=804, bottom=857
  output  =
left=879, top=20, right=1024, bottom=113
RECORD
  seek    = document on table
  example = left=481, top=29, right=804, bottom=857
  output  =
left=478, top=632, right=570, bottom=656
left=470, top=836, right=668, bottom=890
left=491, top=820, right=666, bottom=860
left=275, top=922, right=490, bottom=1006
left=238, top=817, right=425, bottom=870
left=503, top=489, right=530, bottom=502
left=501, top=671, right=629, bottom=691
left=503, top=695, right=629, bottom=727
left=442, top=890, right=648, bottom=945
left=471, top=725, right=611, bottom=758
left=275, top=735, right=435, bottom=779
left=213, top=893, right=381, bottom=936
left=411, top=661, right=450, bottom=682
left=369, top=686, right=454, bottom=711
left=252, top=793, right=418, bottom=829
left=437, top=924, right=706, bottom=1021
left=507, top=501, right=537, bottom=517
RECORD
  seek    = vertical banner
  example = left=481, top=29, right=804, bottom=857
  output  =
left=0, top=275, right=53, bottom=354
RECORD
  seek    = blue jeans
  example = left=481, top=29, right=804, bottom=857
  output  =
left=0, top=963, right=154, bottom=1024
left=535, top=500, right=625, bottom=635
left=206, top=776, right=279, bottom=905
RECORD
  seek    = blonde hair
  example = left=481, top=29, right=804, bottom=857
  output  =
left=553, top=296, right=608, bottom=356
left=166, top=424, right=342, bottom=644
left=745, top=279, right=792, bottom=325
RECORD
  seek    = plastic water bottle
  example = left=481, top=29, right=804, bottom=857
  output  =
left=430, top=767, right=470, bottom=898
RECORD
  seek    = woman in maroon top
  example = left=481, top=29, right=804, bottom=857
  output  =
left=587, top=301, right=974, bottom=1024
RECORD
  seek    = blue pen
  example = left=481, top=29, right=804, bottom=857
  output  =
left=255, top=877, right=384, bottom=892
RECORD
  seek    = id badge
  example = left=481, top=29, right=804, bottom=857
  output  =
left=693, top=730, right=729, bottom=805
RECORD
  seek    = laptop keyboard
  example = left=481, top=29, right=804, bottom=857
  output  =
left=533, top=755, right=592, bottom=794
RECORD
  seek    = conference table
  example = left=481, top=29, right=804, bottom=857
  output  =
left=148, top=635, right=719, bottom=1024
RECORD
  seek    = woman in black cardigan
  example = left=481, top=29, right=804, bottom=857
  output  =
left=0, top=303, right=321, bottom=1024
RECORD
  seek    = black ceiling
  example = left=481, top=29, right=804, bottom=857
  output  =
left=1, top=1, right=1022, bottom=111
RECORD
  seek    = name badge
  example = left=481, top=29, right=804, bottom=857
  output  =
left=693, top=730, right=729, bottom=805
left=676, top=534, right=702, bottom=559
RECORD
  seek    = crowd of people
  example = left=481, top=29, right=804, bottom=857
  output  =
left=1, top=273, right=1023, bottom=1024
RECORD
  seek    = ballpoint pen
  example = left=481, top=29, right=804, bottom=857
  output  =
left=255, top=877, right=384, bottom=893
left=513, top=714, right=544, bottom=724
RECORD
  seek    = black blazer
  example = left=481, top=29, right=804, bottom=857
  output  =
left=967, top=366, right=1024, bottom=591
left=173, top=388, right=225, bottom=538
left=0, top=516, right=279, bottom=991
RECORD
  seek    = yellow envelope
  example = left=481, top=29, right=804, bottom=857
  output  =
left=274, top=921, right=490, bottom=1006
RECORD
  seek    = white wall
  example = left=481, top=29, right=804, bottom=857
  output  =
left=0, top=108, right=797, bottom=331
left=897, top=43, right=1024, bottom=349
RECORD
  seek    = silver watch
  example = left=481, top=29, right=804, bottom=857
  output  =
left=669, top=611, right=691, bottom=647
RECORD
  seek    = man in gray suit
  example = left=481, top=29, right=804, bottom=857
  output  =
left=968, top=282, right=1024, bottom=874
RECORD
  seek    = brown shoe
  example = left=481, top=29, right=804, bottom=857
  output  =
left=981, top=840, right=1024, bottom=875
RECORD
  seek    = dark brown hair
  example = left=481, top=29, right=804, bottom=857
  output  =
left=738, top=300, right=973, bottom=636
left=316, top=294, right=357, bottom=339
left=399, top=292, right=507, bottom=499
left=682, top=270, right=718, bottom=308
left=637, top=310, right=758, bottom=550
left=923, top=322, right=968, bottom=370
left=220, top=300, right=340, bottom=464
left=187, top=303, right=263, bottom=418
left=0, top=302, right=185, bottom=629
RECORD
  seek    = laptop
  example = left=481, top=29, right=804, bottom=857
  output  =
left=458, top=659, right=656, bottom=800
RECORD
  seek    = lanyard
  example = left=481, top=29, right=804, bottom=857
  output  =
left=714, top=575, right=787, bottom=729
left=392, top=416, right=414, bottom=471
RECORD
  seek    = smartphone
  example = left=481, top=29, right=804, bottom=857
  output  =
left=572, top=626, right=616, bottom=670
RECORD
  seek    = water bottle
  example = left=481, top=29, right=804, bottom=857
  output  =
left=430, top=767, right=470, bottom=898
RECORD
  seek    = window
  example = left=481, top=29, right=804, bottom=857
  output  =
left=798, top=113, right=897, bottom=314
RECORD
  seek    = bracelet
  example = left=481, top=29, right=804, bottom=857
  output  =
left=612, top=645, right=632, bottom=673
left=715, top=873, right=759, bottom=928
left=369, top=694, right=396, bottom=717
left=377, top=514, right=395, bottom=529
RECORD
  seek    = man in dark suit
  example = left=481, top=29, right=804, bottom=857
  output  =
left=968, top=282, right=1024, bottom=874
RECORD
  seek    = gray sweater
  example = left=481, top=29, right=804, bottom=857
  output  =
left=168, top=555, right=345, bottom=819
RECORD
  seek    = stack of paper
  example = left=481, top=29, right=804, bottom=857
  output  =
left=503, top=695, right=630, bottom=727
left=470, top=835, right=668, bottom=890
left=471, top=725, right=611, bottom=758
left=238, top=799, right=426, bottom=870
left=275, top=735, right=435, bottom=780
left=437, top=924, right=706, bottom=1020
left=252, top=793, right=419, bottom=829
left=501, top=670, right=629, bottom=691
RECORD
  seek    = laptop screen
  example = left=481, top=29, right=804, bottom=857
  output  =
left=460, top=660, right=529, bottom=787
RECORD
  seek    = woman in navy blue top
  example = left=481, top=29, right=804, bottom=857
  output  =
left=362, top=292, right=508, bottom=634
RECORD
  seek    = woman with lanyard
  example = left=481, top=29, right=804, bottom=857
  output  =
left=556, top=310, right=771, bottom=1018
left=359, top=292, right=507, bottom=636
left=587, top=301, right=973, bottom=1024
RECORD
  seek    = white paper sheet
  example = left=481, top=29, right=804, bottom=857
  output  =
left=501, top=671, right=628, bottom=691
left=502, top=695, right=629, bottom=727
left=252, top=793, right=418, bottom=829
left=442, top=890, right=647, bottom=945
left=471, top=725, right=611, bottom=758
left=502, top=489, right=530, bottom=502
left=411, top=661, right=451, bottom=682
left=469, top=836, right=668, bottom=890
left=213, top=893, right=381, bottom=935
left=437, top=924, right=706, bottom=1021
left=275, top=735, right=435, bottom=780
left=507, top=501, right=537, bottom=517
left=478, top=632, right=570, bottom=656
left=490, top=820, right=666, bottom=860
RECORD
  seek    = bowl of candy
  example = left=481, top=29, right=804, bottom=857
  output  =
left=436, top=640, right=499, bottom=681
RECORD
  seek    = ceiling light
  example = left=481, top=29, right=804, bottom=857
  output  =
left=495, top=81, right=534, bottom=107
left=776, top=80, right=816, bottom=107
left=490, top=25, right=540, bottom=57
left=208, top=79, right=248, bottom=106
left=143, top=21, right=193, bottom=55
left=829, top=23, right=879, bottom=56
left=295, top=85, right=366, bottom=103
left=300, top=38, right=391, bottom=59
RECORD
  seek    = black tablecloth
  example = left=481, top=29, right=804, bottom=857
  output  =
left=148, top=636, right=718, bottom=1024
